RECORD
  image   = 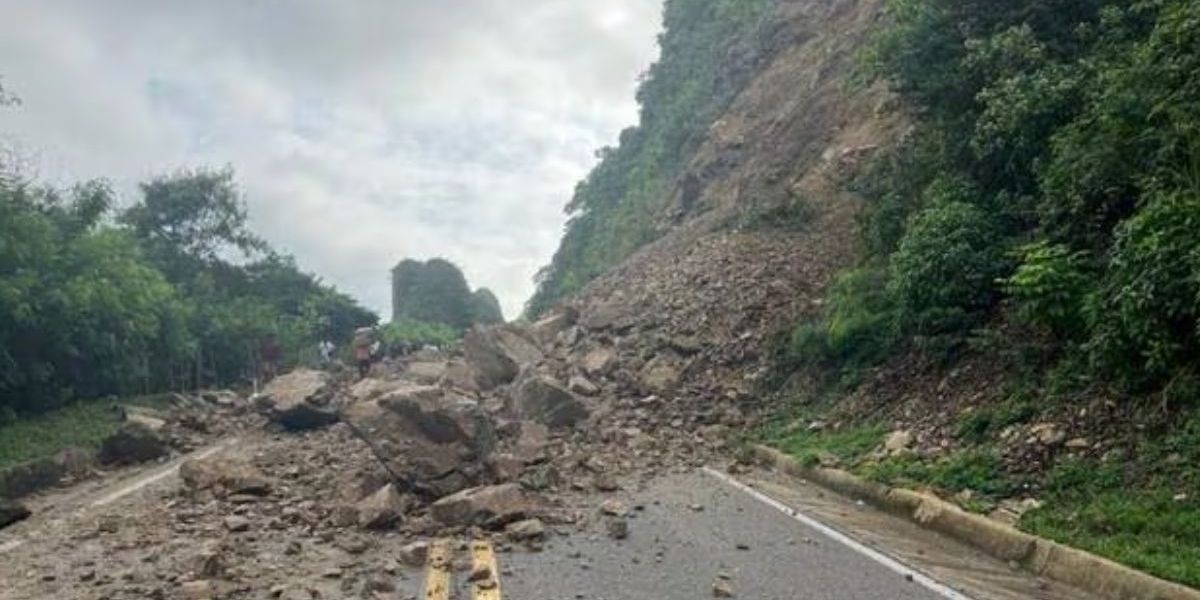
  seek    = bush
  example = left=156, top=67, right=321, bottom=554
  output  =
left=889, top=199, right=1011, bottom=337
left=1003, top=241, right=1094, bottom=338
left=788, top=267, right=898, bottom=369
left=378, top=319, right=459, bottom=355
left=1088, top=192, right=1200, bottom=389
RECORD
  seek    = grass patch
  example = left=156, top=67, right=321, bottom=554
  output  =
left=0, top=393, right=182, bottom=471
left=954, top=397, right=1038, bottom=444
left=862, top=448, right=1020, bottom=512
left=1022, top=461, right=1200, bottom=587
left=765, top=420, right=885, bottom=468
left=0, top=402, right=123, bottom=470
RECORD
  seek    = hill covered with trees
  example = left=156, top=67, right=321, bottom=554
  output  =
left=390, top=258, right=503, bottom=330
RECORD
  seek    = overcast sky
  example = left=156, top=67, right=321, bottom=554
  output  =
left=0, top=0, right=663, bottom=319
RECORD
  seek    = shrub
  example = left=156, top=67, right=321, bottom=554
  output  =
left=1003, top=241, right=1094, bottom=338
left=1088, top=192, right=1200, bottom=389
left=889, top=199, right=1011, bottom=337
left=787, top=267, right=898, bottom=369
left=378, top=319, right=459, bottom=355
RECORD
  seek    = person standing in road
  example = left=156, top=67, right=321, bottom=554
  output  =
left=318, top=339, right=335, bottom=367
left=353, top=327, right=374, bottom=378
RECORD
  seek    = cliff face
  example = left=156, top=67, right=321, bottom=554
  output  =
left=536, top=0, right=904, bottom=414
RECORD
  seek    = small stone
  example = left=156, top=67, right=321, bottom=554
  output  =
left=713, top=579, right=735, bottom=597
left=223, top=516, right=250, bottom=532
left=398, top=541, right=430, bottom=567
left=599, top=499, right=628, bottom=517
left=506, top=518, right=546, bottom=542
left=605, top=517, right=628, bottom=540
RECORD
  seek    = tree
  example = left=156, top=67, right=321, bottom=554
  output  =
left=120, top=167, right=265, bottom=284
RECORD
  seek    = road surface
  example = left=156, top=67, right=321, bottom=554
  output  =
left=408, top=470, right=1092, bottom=600
left=0, top=437, right=1094, bottom=600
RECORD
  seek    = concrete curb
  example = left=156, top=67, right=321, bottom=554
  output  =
left=751, top=444, right=1200, bottom=600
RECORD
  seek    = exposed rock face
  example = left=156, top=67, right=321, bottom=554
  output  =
left=179, top=454, right=273, bottom=497
left=429, top=483, right=538, bottom=527
left=0, top=498, right=30, bottom=530
left=462, top=326, right=543, bottom=390
left=511, top=376, right=589, bottom=429
left=256, top=369, right=338, bottom=430
left=98, top=422, right=169, bottom=465
left=355, top=484, right=408, bottom=530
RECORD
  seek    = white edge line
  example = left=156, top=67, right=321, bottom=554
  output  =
left=702, top=466, right=975, bottom=600
left=90, top=439, right=233, bottom=508
left=0, top=439, right=236, bottom=556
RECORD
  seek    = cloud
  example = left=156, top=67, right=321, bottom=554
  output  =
left=0, top=0, right=663, bottom=319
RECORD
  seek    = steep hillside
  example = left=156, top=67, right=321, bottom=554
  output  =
left=527, top=0, right=897, bottom=316
left=534, top=0, right=903, bottom=406
left=529, top=0, right=1200, bottom=590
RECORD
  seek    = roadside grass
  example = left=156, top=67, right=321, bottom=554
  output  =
left=763, top=418, right=885, bottom=468
left=0, top=393, right=181, bottom=471
left=861, top=448, right=1021, bottom=514
left=0, top=402, right=122, bottom=471
left=764, top=402, right=1200, bottom=588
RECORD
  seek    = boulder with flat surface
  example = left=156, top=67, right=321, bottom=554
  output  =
left=430, top=483, right=538, bottom=527
left=180, top=454, right=272, bottom=497
left=356, top=484, right=409, bottom=530
left=512, top=376, right=589, bottom=429
left=341, top=383, right=495, bottom=497
left=256, top=369, right=338, bottom=430
left=463, top=326, right=543, bottom=390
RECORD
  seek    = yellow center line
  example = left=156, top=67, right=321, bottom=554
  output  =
left=471, top=539, right=503, bottom=600
left=423, top=538, right=453, bottom=600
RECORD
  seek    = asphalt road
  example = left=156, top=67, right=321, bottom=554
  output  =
left=496, top=469, right=952, bottom=600
left=411, top=469, right=1093, bottom=600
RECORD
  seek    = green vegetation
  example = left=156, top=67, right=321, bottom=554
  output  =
left=763, top=420, right=885, bottom=469
left=790, top=0, right=1200, bottom=392
left=391, top=258, right=503, bottom=330
left=0, top=393, right=180, bottom=470
left=0, top=402, right=122, bottom=470
left=0, top=162, right=376, bottom=418
left=378, top=319, right=459, bottom=354
left=525, top=0, right=776, bottom=317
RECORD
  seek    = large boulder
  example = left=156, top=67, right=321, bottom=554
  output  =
left=180, top=454, right=272, bottom=497
left=430, top=483, right=538, bottom=527
left=512, top=376, right=589, bottom=429
left=341, top=383, right=495, bottom=497
left=462, top=326, right=543, bottom=390
left=0, top=499, right=30, bottom=530
left=98, top=422, right=169, bottom=465
left=256, top=370, right=338, bottom=430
